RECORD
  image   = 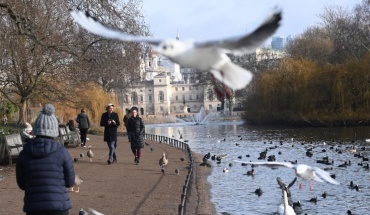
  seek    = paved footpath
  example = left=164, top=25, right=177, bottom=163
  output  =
left=0, top=135, right=206, bottom=215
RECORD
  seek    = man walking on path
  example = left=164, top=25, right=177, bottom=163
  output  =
left=76, top=109, right=90, bottom=147
left=100, top=104, right=120, bottom=164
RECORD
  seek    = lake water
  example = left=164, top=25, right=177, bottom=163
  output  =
left=146, top=121, right=370, bottom=215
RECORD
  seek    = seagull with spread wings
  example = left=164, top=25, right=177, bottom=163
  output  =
left=70, top=9, right=282, bottom=91
left=234, top=161, right=339, bottom=190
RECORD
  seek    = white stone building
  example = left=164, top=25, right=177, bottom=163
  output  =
left=120, top=51, right=221, bottom=115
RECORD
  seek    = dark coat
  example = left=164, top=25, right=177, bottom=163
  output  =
left=127, top=116, right=145, bottom=149
left=76, top=112, right=90, bottom=129
left=100, top=111, right=120, bottom=142
left=16, top=137, right=75, bottom=213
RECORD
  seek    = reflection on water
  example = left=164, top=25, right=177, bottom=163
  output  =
left=146, top=122, right=370, bottom=215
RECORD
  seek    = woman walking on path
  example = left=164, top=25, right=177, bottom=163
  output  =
left=100, top=104, right=120, bottom=165
left=126, top=106, right=145, bottom=164
left=16, top=104, right=75, bottom=215
left=76, top=109, right=90, bottom=147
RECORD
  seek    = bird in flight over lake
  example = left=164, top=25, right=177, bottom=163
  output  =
left=233, top=161, right=340, bottom=190
left=70, top=9, right=282, bottom=91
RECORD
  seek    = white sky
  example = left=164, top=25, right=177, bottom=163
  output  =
left=142, top=0, right=361, bottom=43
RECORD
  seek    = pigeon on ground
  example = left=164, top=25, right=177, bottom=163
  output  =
left=70, top=9, right=282, bottom=90
left=175, top=168, right=180, bottom=175
left=79, top=208, right=89, bottom=215
left=87, top=146, right=94, bottom=162
left=71, top=175, right=84, bottom=193
left=80, top=153, right=84, bottom=158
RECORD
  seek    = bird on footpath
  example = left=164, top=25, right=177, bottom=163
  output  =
left=79, top=208, right=88, bottom=215
left=175, top=168, right=180, bottom=175
left=70, top=175, right=84, bottom=193
left=74, top=158, right=79, bottom=163
left=70, top=9, right=282, bottom=92
left=89, top=208, right=105, bottom=215
left=80, top=153, right=84, bottom=158
left=87, top=146, right=94, bottom=162
left=159, top=152, right=168, bottom=173
left=233, top=161, right=340, bottom=190
left=180, top=157, right=185, bottom=161
left=223, top=168, right=229, bottom=173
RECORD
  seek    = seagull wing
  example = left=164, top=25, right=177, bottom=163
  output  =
left=195, top=9, right=282, bottom=54
left=233, top=160, right=294, bottom=169
left=89, top=208, right=105, bottom=215
left=312, top=167, right=340, bottom=185
left=70, top=10, right=161, bottom=46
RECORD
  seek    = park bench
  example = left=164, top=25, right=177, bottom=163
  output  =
left=58, top=125, right=81, bottom=148
left=4, top=134, right=23, bottom=165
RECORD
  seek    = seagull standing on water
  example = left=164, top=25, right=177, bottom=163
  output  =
left=70, top=9, right=282, bottom=91
left=234, top=161, right=340, bottom=190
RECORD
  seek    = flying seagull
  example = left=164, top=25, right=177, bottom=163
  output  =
left=234, top=161, right=339, bottom=190
left=70, top=9, right=282, bottom=90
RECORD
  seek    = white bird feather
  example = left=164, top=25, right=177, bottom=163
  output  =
left=70, top=9, right=282, bottom=90
left=277, top=186, right=296, bottom=215
left=233, top=161, right=340, bottom=187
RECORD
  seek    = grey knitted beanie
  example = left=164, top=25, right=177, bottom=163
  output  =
left=33, top=104, right=59, bottom=138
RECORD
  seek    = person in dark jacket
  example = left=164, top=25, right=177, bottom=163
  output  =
left=126, top=106, right=145, bottom=165
left=123, top=109, right=131, bottom=142
left=76, top=109, right=90, bottom=147
left=100, top=103, right=120, bottom=164
left=66, top=119, right=77, bottom=131
left=16, top=104, right=75, bottom=215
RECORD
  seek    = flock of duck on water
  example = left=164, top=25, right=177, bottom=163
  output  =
left=199, top=137, right=370, bottom=215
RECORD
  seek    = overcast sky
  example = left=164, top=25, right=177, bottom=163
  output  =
left=142, top=0, right=361, bottom=43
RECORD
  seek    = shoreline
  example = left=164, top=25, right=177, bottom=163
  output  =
left=187, top=153, right=217, bottom=215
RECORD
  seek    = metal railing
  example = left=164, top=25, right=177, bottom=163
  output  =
left=145, top=133, right=193, bottom=215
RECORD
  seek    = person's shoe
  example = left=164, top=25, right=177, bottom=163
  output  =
left=107, top=159, right=112, bottom=165
left=137, top=159, right=140, bottom=165
left=113, top=157, right=117, bottom=163
left=134, top=157, right=138, bottom=165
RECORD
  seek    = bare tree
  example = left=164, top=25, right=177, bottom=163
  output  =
left=0, top=1, right=77, bottom=124
left=0, top=0, right=149, bottom=124
left=319, top=1, right=370, bottom=63
left=69, top=0, right=149, bottom=92
left=285, top=26, right=334, bottom=64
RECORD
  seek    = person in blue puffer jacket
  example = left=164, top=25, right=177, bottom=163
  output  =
left=16, top=104, right=75, bottom=215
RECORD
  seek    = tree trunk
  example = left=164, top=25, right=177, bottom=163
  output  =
left=18, top=99, right=27, bottom=124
